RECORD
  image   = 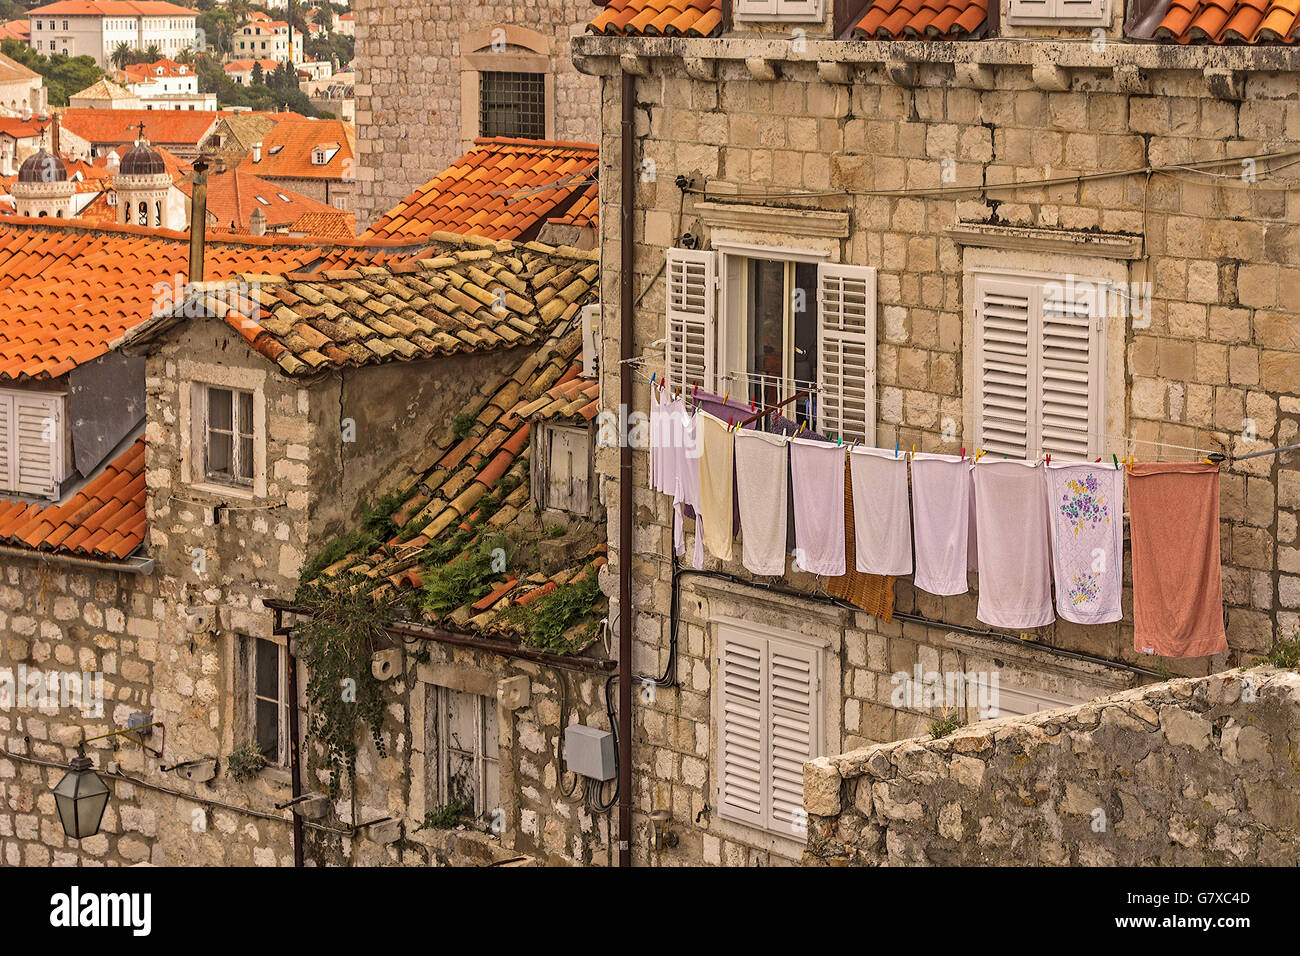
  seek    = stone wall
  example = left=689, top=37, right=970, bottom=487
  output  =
left=802, top=666, right=1300, bottom=865
left=353, top=0, right=600, bottom=227
left=580, top=36, right=1300, bottom=866
left=0, top=557, right=158, bottom=866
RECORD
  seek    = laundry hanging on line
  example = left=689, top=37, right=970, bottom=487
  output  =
left=849, top=445, right=913, bottom=577
left=972, top=460, right=1055, bottom=629
left=1046, top=462, right=1124, bottom=626
left=790, top=436, right=847, bottom=577
left=734, top=428, right=789, bottom=576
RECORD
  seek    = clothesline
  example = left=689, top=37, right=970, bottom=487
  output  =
left=628, top=359, right=1242, bottom=461
left=649, top=398, right=1229, bottom=660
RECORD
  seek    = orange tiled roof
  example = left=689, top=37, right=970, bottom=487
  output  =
left=0, top=218, right=426, bottom=381
left=0, top=435, right=145, bottom=560
left=157, top=233, right=600, bottom=377
left=853, top=0, right=989, bottom=39
left=305, top=310, right=608, bottom=652
left=0, top=20, right=30, bottom=41
left=28, top=1, right=193, bottom=14
left=1141, top=0, right=1300, bottom=42
left=291, top=209, right=356, bottom=239
left=0, top=118, right=45, bottom=140
left=548, top=180, right=598, bottom=230
left=59, top=108, right=218, bottom=148
left=176, top=168, right=349, bottom=233
left=237, top=117, right=355, bottom=181
left=587, top=0, right=724, bottom=37
left=224, top=59, right=281, bottom=73
left=363, top=138, right=598, bottom=243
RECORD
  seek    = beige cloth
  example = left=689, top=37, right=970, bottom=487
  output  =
left=697, top=411, right=735, bottom=563
left=1128, top=462, right=1227, bottom=659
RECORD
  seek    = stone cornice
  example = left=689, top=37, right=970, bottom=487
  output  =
left=573, top=36, right=1300, bottom=93
left=946, top=221, right=1145, bottom=260
left=695, top=199, right=850, bottom=239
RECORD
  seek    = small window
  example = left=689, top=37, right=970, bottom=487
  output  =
left=479, top=71, right=546, bottom=140
left=245, top=636, right=288, bottom=765
left=533, top=424, right=592, bottom=516
left=203, top=385, right=255, bottom=487
left=255, top=195, right=270, bottom=205
left=425, top=685, right=500, bottom=820
left=1007, top=0, right=1106, bottom=24
left=734, top=0, right=824, bottom=19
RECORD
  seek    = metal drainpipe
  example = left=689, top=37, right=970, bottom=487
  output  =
left=617, top=68, right=635, bottom=869
left=189, top=156, right=209, bottom=283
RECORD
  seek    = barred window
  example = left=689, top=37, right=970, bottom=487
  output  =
left=479, top=71, right=545, bottom=140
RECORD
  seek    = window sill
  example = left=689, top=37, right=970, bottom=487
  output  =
left=188, top=480, right=257, bottom=502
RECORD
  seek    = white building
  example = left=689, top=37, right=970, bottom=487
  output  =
left=28, top=1, right=199, bottom=69
left=231, top=19, right=303, bottom=65
left=120, top=59, right=216, bottom=111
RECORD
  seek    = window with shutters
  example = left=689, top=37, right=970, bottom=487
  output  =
left=425, top=685, right=500, bottom=818
left=0, top=388, right=69, bottom=500
left=733, top=0, right=825, bottom=21
left=972, top=271, right=1105, bottom=461
left=1007, top=0, right=1106, bottom=24
left=715, top=621, right=823, bottom=837
left=665, top=247, right=876, bottom=444
left=202, top=385, right=255, bottom=488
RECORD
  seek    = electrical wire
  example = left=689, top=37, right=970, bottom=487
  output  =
left=585, top=673, right=619, bottom=814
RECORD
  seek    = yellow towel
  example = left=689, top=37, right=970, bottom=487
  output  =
left=697, top=411, right=735, bottom=563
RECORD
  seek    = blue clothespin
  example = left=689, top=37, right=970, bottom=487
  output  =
left=895, top=440, right=899, bottom=459
left=650, top=373, right=656, bottom=388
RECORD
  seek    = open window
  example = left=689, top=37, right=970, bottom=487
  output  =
left=665, top=246, right=876, bottom=443
left=425, top=685, right=500, bottom=818
left=244, top=636, right=288, bottom=766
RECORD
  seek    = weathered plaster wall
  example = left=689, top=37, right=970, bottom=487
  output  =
left=802, top=667, right=1300, bottom=865
left=586, top=42, right=1300, bottom=865
left=352, top=0, right=600, bottom=227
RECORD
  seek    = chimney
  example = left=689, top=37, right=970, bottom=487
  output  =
left=252, top=142, right=262, bottom=163
left=249, top=207, right=267, bottom=237
left=189, top=157, right=209, bottom=284
left=51, top=112, right=60, bottom=158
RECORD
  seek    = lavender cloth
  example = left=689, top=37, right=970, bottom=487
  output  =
left=972, top=460, right=1055, bottom=629
left=789, top=436, right=846, bottom=576
left=849, top=446, right=913, bottom=576
left=909, top=452, right=973, bottom=596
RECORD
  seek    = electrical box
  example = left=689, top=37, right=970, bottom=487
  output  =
left=565, top=724, right=616, bottom=781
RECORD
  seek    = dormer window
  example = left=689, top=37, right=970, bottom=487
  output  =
left=0, top=388, right=69, bottom=499
left=531, top=423, right=593, bottom=517
left=311, top=143, right=339, bottom=166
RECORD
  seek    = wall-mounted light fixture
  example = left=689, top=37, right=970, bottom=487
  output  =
left=50, top=720, right=163, bottom=841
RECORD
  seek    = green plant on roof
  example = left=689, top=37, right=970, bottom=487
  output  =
left=509, top=571, right=603, bottom=655
left=416, top=801, right=470, bottom=831
left=360, top=490, right=408, bottom=544
left=1263, top=626, right=1300, bottom=670
left=422, top=534, right=512, bottom=616
left=299, top=528, right=379, bottom=587
left=543, top=524, right=567, bottom=539
left=453, top=412, right=476, bottom=442
left=293, top=580, right=397, bottom=800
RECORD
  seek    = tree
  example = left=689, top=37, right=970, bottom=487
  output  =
left=251, top=60, right=264, bottom=86
left=176, top=47, right=196, bottom=67
left=143, top=43, right=161, bottom=61
left=110, top=41, right=132, bottom=71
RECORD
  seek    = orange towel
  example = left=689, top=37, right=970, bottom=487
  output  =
left=1128, top=462, right=1227, bottom=659
left=828, top=467, right=896, bottom=621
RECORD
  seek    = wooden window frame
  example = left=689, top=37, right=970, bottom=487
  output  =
left=531, top=422, right=594, bottom=517
left=427, top=684, right=500, bottom=819
left=202, top=384, right=256, bottom=488
left=245, top=635, right=288, bottom=767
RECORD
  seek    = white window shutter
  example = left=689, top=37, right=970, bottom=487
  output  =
left=1040, top=283, right=1102, bottom=460
left=0, top=394, right=12, bottom=492
left=816, top=263, right=876, bottom=444
left=767, top=640, right=818, bottom=836
left=734, top=0, right=778, bottom=14
left=974, top=276, right=1034, bottom=459
left=1007, top=0, right=1054, bottom=21
left=13, top=393, right=62, bottom=498
left=1056, top=0, right=1106, bottom=20
left=665, top=248, right=716, bottom=394
left=718, top=627, right=767, bottom=830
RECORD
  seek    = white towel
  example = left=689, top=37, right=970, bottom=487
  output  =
left=849, top=446, right=912, bottom=576
left=734, top=430, right=789, bottom=576
left=649, top=388, right=662, bottom=493
left=670, top=405, right=704, bottom=568
left=1046, top=462, right=1124, bottom=625
left=789, top=437, right=846, bottom=576
left=909, top=452, right=972, bottom=596
left=973, top=460, right=1054, bottom=629
left=697, top=411, right=735, bottom=562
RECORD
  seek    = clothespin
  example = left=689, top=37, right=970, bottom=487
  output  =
left=1045, top=454, right=1051, bottom=466
left=650, top=373, right=656, bottom=389
left=837, top=434, right=843, bottom=446
left=895, top=440, right=899, bottom=459
left=912, top=443, right=917, bottom=456
left=727, top=417, right=734, bottom=432
left=1112, top=454, right=1119, bottom=470
left=1095, top=457, right=1102, bottom=463
left=723, top=390, right=730, bottom=407
left=960, top=447, right=966, bottom=460
left=692, top=383, right=699, bottom=400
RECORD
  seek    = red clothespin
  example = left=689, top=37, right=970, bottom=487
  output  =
left=727, top=417, right=734, bottom=431
left=1095, top=457, right=1102, bottom=463
left=692, top=383, right=699, bottom=400
left=1045, top=454, right=1051, bottom=466
left=960, top=447, right=966, bottom=460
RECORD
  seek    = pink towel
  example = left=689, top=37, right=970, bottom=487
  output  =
left=1129, top=462, right=1227, bottom=658
left=909, top=453, right=973, bottom=596
left=734, top=429, right=789, bottom=576
left=972, top=460, right=1054, bottom=629
left=670, top=405, right=703, bottom=569
left=789, top=437, right=846, bottom=576
left=1046, top=463, right=1124, bottom=625
left=849, top=446, right=912, bottom=576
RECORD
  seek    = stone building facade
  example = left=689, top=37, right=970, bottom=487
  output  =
left=352, top=0, right=601, bottom=227
left=576, top=4, right=1300, bottom=866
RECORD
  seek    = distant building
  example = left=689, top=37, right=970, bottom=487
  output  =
left=238, top=116, right=355, bottom=211
left=68, top=78, right=142, bottom=110
left=118, top=58, right=217, bottom=111
left=58, top=107, right=218, bottom=161
left=230, top=19, right=303, bottom=65
left=0, top=52, right=46, bottom=117
left=223, top=59, right=280, bottom=86
left=27, top=1, right=199, bottom=69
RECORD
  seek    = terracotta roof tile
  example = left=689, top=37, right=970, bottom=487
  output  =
left=0, top=218, right=427, bottom=381
left=237, top=117, right=355, bottom=181
left=363, top=138, right=598, bottom=243
left=587, top=0, right=724, bottom=37
left=59, top=108, right=218, bottom=149
left=176, top=169, right=351, bottom=233
left=1126, top=0, right=1300, bottom=40
left=853, top=0, right=989, bottom=39
left=0, top=435, right=145, bottom=560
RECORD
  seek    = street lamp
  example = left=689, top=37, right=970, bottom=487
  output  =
left=52, top=747, right=111, bottom=841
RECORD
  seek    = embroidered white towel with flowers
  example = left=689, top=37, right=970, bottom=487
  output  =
left=1046, top=462, right=1124, bottom=625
